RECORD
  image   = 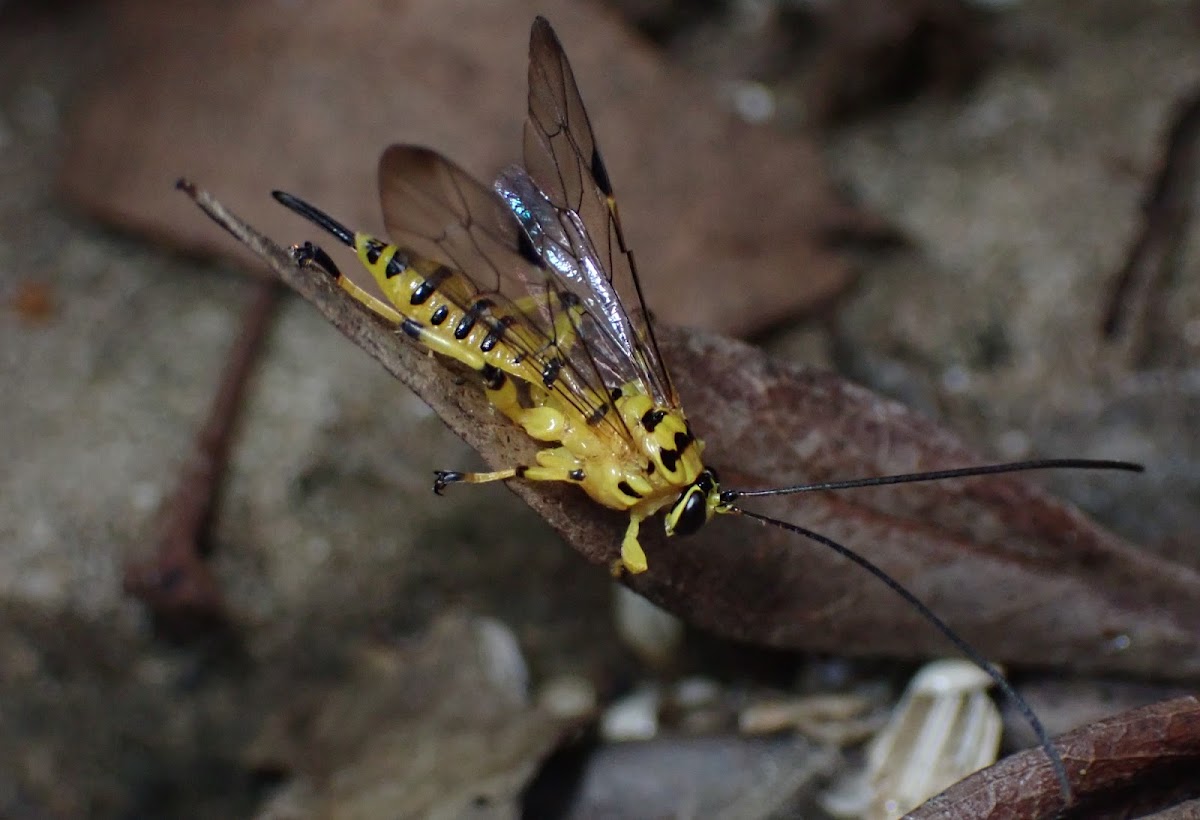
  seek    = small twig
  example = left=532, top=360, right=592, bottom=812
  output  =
left=1101, top=87, right=1200, bottom=360
left=124, top=269, right=282, bottom=640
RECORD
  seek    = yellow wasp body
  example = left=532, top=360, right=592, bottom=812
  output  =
left=276, top=18, right=717, bottom=575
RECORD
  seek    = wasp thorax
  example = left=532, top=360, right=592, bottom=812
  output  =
left=623, top=399, right=699, bottom=479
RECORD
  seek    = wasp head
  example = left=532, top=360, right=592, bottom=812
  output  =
left=664, top=468, right=721, bottom=538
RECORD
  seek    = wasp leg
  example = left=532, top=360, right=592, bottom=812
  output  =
left=614, top=512, right=649, bottom=576
left=294, top=241, right=404, bottom=324
left=433, top=468, right=519, bottom=494
left=434, top=446, right=648, bottom=575
left=434, top=447, right=585, bottom=494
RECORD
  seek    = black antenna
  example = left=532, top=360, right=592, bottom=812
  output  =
left=726, top=505, right=1075, bottom=801
left=719, top=457, right=1146, bottom=802
left=723, top=458, right=1143, bottom=502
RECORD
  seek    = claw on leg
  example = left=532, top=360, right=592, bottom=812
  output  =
left=294, top=241, right=406, bottom=324
left=432, top=470, right=464, bottom=495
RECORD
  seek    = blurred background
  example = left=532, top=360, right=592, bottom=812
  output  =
left=1, top=0, right=1197, bottom=816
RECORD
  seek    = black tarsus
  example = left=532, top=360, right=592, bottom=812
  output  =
left=432, top=470, right=464, bottom=495
left=292, top=241, right=343, bottom=280
left=272, top=190, right=356, bottom=247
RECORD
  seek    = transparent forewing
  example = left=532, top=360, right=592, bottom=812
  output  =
left=495, top=166, right=645, bottom=398
left=379, top=145, right=542, bottom=306
left=377, top=145, right=631, bottom=439
left=522, top=17, right=675, bottom=406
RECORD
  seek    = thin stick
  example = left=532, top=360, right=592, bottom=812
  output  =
left=124, top=275, right=281, bottom=639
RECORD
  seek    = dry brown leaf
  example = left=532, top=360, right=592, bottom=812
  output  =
left=912, top=695, right=1200, bottom=819
left=184, top=183, right=1200, bottom=679
left=60, top=0, right=877, bottom=336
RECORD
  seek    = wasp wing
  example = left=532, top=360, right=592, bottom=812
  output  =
left=378, top=144, right=634, bottom=439
left=378, top=145, right=544, bottom=311
left=520, top=16, right=676, bottom=407
left=495, top=165, right=650, bottom=404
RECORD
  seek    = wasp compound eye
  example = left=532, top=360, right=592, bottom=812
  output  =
left=671, top=488, right=708, bottom=537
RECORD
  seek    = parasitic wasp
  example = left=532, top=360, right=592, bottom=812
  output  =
left=253, top=17, right=1140, bottom=802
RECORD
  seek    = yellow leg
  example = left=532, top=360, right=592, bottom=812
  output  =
left=433, top=467, right=518, bottom=494
left=440, top=468, right=521, bottom=485
left=615, top=513, right=649, bottom=575
left=334, top=274, right=404, bottom=324
left=294, top=241, right=404, bottom=324
left=433, top=447, right=584, bottom=494
left=433, top=444, right=649, bottom=576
